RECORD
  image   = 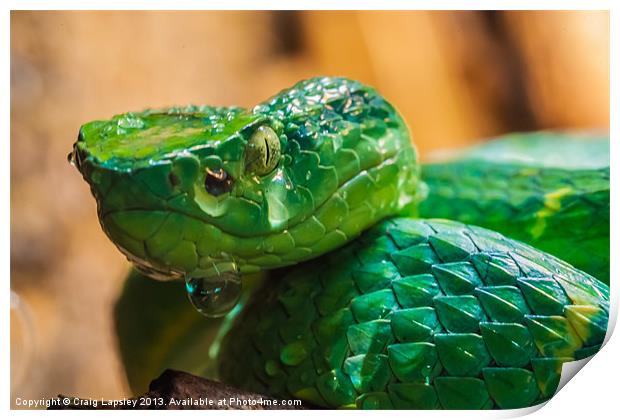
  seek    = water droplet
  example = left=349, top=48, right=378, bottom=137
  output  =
left=305, top=171, right=312, bottom=180
left=117, top=115, right=145, bottom=129
left=186, top=272, right=242, bottom=318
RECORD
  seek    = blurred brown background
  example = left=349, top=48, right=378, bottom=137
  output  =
left=10, top=10, right=609, bottom=406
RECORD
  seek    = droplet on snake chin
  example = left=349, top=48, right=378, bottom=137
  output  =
left=185, top=273, right=242, bottom=318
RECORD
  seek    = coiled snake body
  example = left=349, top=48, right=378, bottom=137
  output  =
left=72, top=77, right=609, bottom=409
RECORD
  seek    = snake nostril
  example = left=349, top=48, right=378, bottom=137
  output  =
left=168, top=172, right=180, bottom=187
left=204, top=167, right=233, bottom=196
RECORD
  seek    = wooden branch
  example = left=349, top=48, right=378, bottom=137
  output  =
left=52, top=369, right=305, bottom=410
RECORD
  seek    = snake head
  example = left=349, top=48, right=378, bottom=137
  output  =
left=71, top=77, right=421, bottom=281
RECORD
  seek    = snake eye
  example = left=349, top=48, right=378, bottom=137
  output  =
left=204, top=167, right=233, bottom=196
left=245, top=125, right=281, bottom=176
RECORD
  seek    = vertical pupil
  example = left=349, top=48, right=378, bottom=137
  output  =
left=246, top=125, right=279, bottom=175
left=264, top=137, right=270, bottom=165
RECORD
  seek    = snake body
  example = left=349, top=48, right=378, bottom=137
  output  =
left=420, top=133, right=610, bottom=284
left=219, top=218, right=608, bottom=409
left=72, top=77, right=610, bottom=409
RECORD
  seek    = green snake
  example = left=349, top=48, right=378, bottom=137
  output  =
left=71, top=77, right=609, bottom=409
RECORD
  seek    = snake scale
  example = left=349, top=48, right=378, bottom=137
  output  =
left=71, top=77, right=610, bottom=409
